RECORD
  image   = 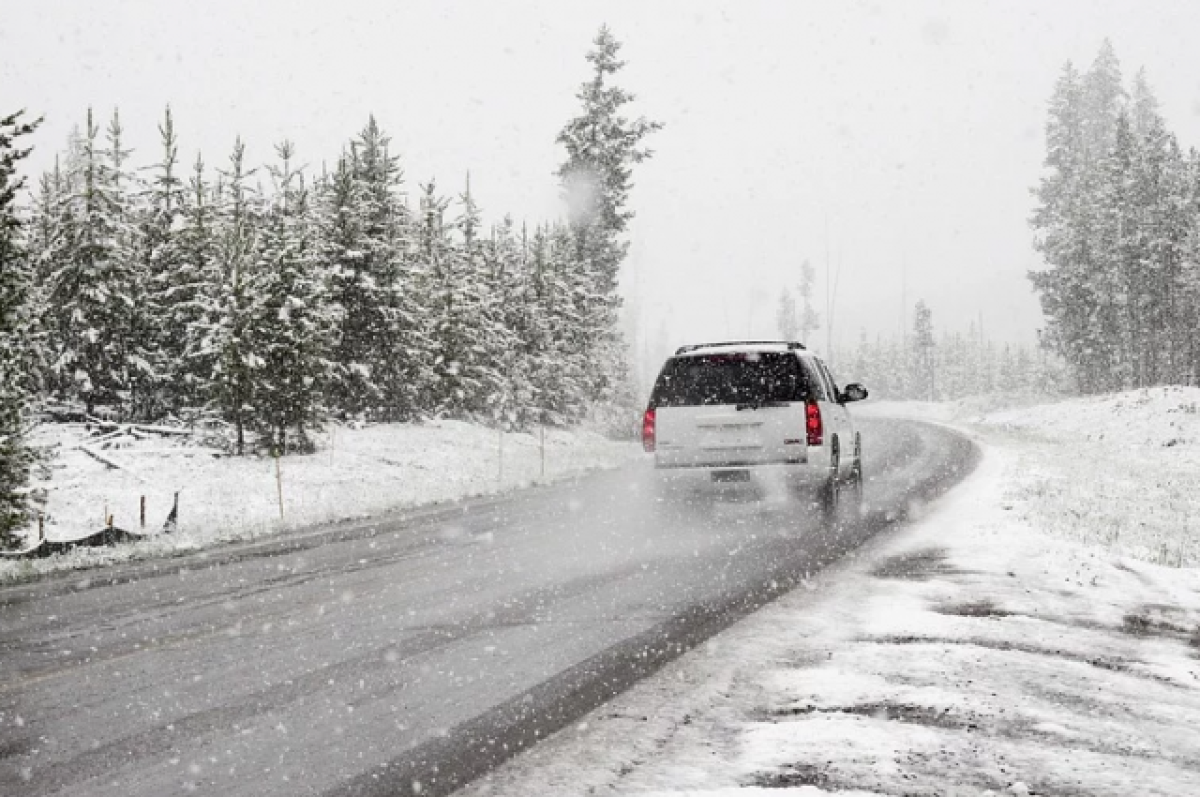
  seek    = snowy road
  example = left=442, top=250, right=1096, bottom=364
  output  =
left=0, top=418, right=975, bottom=797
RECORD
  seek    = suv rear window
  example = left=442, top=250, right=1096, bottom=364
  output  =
left=649, top=352, right=811, bottom=407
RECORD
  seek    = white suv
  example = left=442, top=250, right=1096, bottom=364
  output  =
left=642, top=341, right=868, bottom=514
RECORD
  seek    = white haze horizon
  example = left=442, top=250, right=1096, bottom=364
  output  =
left=7, top=0, right=1200, bottom=383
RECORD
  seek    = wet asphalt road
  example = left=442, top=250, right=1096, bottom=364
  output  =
left=0, top=418, right=976, bottom=797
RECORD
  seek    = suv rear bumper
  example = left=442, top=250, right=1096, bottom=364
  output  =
left=652, top=457, right=830, bottom=488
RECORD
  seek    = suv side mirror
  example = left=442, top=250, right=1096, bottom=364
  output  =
left=840, top=383, right=869, bottom=403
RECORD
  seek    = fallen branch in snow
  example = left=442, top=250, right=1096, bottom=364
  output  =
left=81, top=429, right=129, bottom=447
left=79, top=446, right=126, bottom=471
left=111, top=447, right=223, bottom=457
left=131, top=424, right=197, bottom=437
left=78, top=416, right=198, bottom=438
left=67, top=423, right=199, bottom=453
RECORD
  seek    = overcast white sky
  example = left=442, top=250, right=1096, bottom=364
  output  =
left=5, top=0, right=1200, bottom=375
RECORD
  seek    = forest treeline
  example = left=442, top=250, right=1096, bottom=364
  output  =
left=1031, top=40, right=1200, bottom=392
left=0, top=28, right=659, bottom=541
left=834, top=300, right=1068, bottom=402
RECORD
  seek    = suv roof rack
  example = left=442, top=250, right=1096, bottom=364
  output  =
left=674, top=340, right=806, bottom=356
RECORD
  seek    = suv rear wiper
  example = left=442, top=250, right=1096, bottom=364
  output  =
left=735, top=400, right=790, bottom=411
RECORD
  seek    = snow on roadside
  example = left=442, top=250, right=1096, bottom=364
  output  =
left=869, top=387, right=1200, bottom=567
left=461, top=391, right=1200, bottom=797
left=0, top=421, right=639, bottom=583
left=975, top=387, right=1200, bottom=568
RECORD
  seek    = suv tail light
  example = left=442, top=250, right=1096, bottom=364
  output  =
left=805, top=400, right=823, bottom=446
left=642, top=407, right=657, bottom=452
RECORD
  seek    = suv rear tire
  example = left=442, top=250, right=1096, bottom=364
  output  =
left=820, top=440, right=841, bottom=520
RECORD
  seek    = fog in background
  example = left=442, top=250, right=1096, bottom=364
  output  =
left=6, top=0, right=1200, bottom=383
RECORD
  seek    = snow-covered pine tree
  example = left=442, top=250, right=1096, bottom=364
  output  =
left=101, top=110, right=159, bottom=419
left=314, top=152, right=370, bottom=415
left=479, top=215, right=533, bottom=428
left=0, top=110, right=43, bottom=545
left=556, top=27, right=660, bottom=420
left=174, top=153, right=222, bottom=411
left=843, top=328, right=870, bottom=389
left=248, top=142, right=338, bottom=453
left=139, top=106, right=190, bottom=416
left=47, top=108, right=141, bottom=416
left=912, top=300, right=935, bottom=401
left=938, top=331, right=969, bottom=399
left=419, top=180, right=476, bottom=418
left=1103, top=111, right=1147, bottom=389
left=775, top=289, right=798, bottom=340
left=498, top=221, right=548, bottom=429
left=199, top=137, right=261, bottom=453
left=517, top=225, right=555, bottom=422
left=26, top=160, right=69, bottom=399
left=521, top=223, right=580, bottom=425
left=1180, top=151, right=1200, bottom=383
left=544, top=222, right=590, bottom=422
left=997, top=344, right=1018, bottom=393
left=1029, top=48, right=1126, bottom=394
left=797, top=259, right=820, bottom=345
left=1081, top=40, right=1125, bottom=166
left=321, top=118, right=428, bottom=420
left=29, top=159, right=70, bottom=289
left=1125, top=86, right=1189, bottom=385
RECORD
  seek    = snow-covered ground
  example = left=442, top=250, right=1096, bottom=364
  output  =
left=461, top=387, right=1200, bottom=797
left=0, top=420, right=639, bottom=582
left=869, top=387, right=1200, bottom=567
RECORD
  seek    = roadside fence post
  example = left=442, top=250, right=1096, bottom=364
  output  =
left=140, top=495, right=146, bottom=529
left=275, top=452, right=285, bottom=520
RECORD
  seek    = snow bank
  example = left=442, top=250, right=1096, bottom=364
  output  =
left=980, top=384, right=1200, bottom=447
left=1, top=421, right=639, bottom=582
left=867, top=387, right=1200, bottom=567
left=975, top=386, right=1200, bottom=567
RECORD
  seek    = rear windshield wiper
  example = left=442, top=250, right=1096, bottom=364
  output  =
left=735, top=400, right=790, bottom=411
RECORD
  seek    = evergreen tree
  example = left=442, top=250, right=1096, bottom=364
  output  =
left=1180, top=151, right=1200, bottom=382
left=140, top=107, right=189, bottom=415
left=523, top=223, right=582, bottom=424
left=1032, top=42, right=1199, bottom=392
left=249, top=142, right=338, bottom=453
left=101, top=109, right=158, bottom=419
left=47, top=108, right=140, bottom=415
left=315, top=152, right=370, bottom=413
left=556, top=26, right=660, bottom=414
left=1081, top=40, right=1125, bottom=165
left=775, top=289, right=798, bottom=340
left=797, top=259, right=820, bottom=344
left=198, top=137, right=260, bottom=453
left=175, top=153, right=222, bottom=410
left=0, top=110, right=42, bottom=545
left=477, top=215, right=530, bottom=427
left=418, top=180, right=478, bottom=418
left=321, top=117, right=428, bottom=420
left=543, top=222, right=590, bottom=422
left=27, top=161, right=69, bottom=399
left=912, top=300, right=935, bottom=400
left=1126, top=96, right=1189, bottom=384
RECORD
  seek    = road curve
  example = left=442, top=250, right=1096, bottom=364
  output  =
left=0, top=418, right=976, bottom=797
